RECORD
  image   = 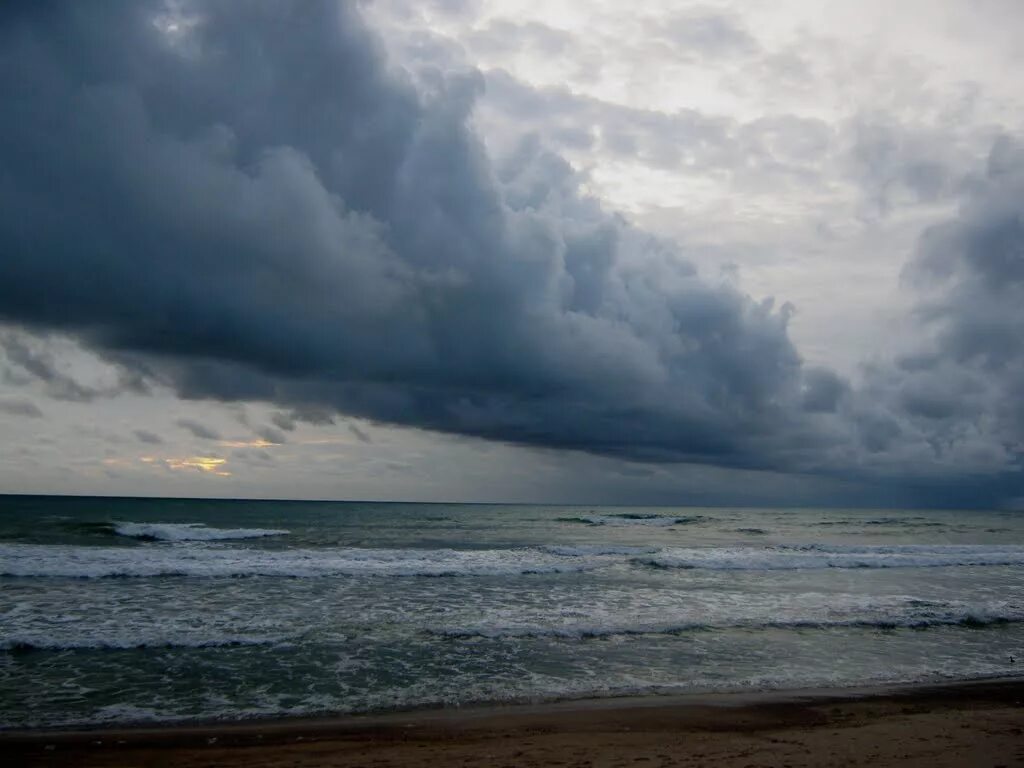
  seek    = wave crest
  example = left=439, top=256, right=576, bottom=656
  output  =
left=433, top=613, right=1023, bottom=640
left=113, top=521, right=289, bottom=541
left=0, top=543, right=617, bottom=579
left=1, top=634, right=280, bottom=652
left=3, top=542, right=1023, bottom=579
left=635, top=544, right=1024, bottom=571
left=560, top=513, right=709, bottom=527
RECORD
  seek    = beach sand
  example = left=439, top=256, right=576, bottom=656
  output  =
left=3, top=678, right=1023, bottom=767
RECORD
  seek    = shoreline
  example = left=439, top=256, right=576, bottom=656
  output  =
left=4, top=676, right=1024, bottom=767
left=4, top=673, right=1021, bottom=735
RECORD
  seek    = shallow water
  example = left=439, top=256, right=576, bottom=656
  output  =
left=1, top=496, right=1022, bottom=727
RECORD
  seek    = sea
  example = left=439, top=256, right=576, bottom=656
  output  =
left=1, top=495, right=1023, bottom=729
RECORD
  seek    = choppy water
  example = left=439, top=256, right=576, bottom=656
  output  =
left=1, top=496, right=1022, bottom=728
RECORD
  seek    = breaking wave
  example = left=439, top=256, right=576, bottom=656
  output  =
left=1, top=634, right=281, bottom=652
left=0, top=543, right=618, bottom=579
left=541, top=544, right=658, bottom=556
left=433, top=613, right=1024, bottom=640
left=113, top=521, right=289, bottom=541
left=559, top=513, right=709, bottom=527
left=634, top=544, right=1024, bottom=571
left=3, top=542, right=1023, bottom=580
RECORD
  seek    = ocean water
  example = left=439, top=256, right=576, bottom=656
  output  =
left=1, top=496, right=1023, bottom=728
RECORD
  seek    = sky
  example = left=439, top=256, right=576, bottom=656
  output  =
left=0, top=0, right=1022, bottom=507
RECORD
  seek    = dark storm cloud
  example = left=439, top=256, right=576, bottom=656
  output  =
left=818, top=135, right=1024, bottom=505
left=2, top=0, right=1020, bottom=506
left=0, top=397, right=43, bottom=418
left=898, top=136, right=1024, bottom=446
left=176, top=418, right=221, bottom=441
left=0, top=0, right=828, bottom=472
left=799, top=367, right=848, bottom=414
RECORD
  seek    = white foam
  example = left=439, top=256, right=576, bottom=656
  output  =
left=434, top=611, right=1024, bottom=639
left=636, top=543, right=1024, bottom=570
left=0, top=543, right=618, bottom=579
left=113, top=522, right=289, bottom=541
left=0, top=633, right=280, bottom=651
left=4, top=542, right=1023, bottom=580
left=542, top=544, right=658, bottom=556
left=418, top=586, right=1024, bottom=640
left=576, top=514, right=696, bottom=527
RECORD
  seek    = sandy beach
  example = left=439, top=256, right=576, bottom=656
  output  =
left=4, top=678, right=1023, bottom=767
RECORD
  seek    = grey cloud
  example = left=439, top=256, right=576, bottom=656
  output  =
left=0, top=397, right=43, bottom=418
left=899, top=136, right=1024, bottom=449
left=482, top=70, right=834, bottom=188
left=271, top=412, right=297, bottom=432
left=654, top=8, right=758, bottom=58
left=134, top=429, right=162, bottom=444
left=348, top=423, right=372, bottom=444
left=481, top=61, right=974, bottom=220
left=255, top=426, right=287, bottom=446
left=0, top=0, right=825, bottom=473
left=1, top=333, right=98, bottom=402
left=0, top=331, right=149, bottom=401
left=176, top=418, right=221, bottom=440
left=233, top=448, right=274, bottom=464
left=289, top=405, right=336, bottom=426
left=4, top=0, right=1020, bottom=507
left=800, top=367, right=848, bottom=413
left=468, top=20, right=572, bottom=58
left=418, top=0, right=481, bottom=18
left=822, top=135, right=1024, bottom=504
left=899, top=388, right=966, bottom=421
left=856, top=411, right=902, bottom=454
left=844, top=116, right=973, bottom=216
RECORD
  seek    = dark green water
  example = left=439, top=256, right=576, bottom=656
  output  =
left=1, top=496, right=1022, bottom=727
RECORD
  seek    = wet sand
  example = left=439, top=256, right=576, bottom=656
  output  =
left=3, top=678, right=1023, bottom=767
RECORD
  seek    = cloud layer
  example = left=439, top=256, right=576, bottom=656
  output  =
left=0, top=1, right=820, bottom=466
left=0, top=0, right=1021, bottom=505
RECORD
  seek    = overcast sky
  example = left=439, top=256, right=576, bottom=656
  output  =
left=1, top=0, right=1022, bottom=507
